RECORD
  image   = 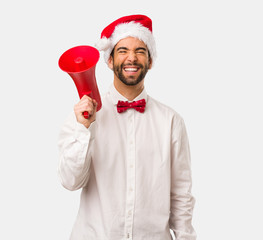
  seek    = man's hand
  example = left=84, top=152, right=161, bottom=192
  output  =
left=74, top=95, right=97, bottom=128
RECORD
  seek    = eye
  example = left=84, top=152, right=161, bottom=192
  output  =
left=117, top=49, right=128, bottom=54
left=136, top=50, right=147, bottom=55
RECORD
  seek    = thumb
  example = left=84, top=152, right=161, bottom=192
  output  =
left=92, top=99, right=98, bottom=109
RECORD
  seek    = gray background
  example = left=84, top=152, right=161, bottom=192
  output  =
left=0, top=0, right=262, bottom=239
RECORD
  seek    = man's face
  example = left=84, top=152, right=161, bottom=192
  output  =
left=108, top=37, right=152, bottom=86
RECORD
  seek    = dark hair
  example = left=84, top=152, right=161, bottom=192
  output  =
left=110, top=47, right=115, bottom=58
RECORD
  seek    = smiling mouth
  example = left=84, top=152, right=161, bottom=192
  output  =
left=123, top=67, right=139, bottom=73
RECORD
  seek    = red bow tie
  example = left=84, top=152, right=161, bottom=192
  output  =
left=117, top=99, right=146, bottom=113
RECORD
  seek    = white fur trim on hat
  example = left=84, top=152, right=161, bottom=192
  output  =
left=95, top=37, right=111, bottom=51
left=95, top=21, right=157, bottom=64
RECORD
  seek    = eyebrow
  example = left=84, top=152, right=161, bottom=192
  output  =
left=116, top=47, right=128, bottom=51
left=135, top=47, right=147, bottom=52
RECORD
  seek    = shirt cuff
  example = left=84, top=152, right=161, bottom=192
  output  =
left=74, top=121, right=96, bottom=142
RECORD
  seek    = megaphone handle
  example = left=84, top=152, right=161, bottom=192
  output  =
left=83, top=111, right=89, bottom=119
left=82, top=91, right=93, bottom=119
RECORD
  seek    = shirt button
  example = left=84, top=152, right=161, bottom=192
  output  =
left=130, top=164, right=133, bottom=168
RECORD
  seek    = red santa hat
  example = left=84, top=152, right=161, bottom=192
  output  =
left=95, top=14, right=157, bottom=64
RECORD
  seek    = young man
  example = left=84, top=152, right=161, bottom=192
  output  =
left=58, top=15, right=196, bottom=240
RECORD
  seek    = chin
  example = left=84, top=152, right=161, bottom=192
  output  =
left=121, top=78, right=143, bottom=86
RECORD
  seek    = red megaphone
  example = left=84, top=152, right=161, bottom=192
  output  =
left=58, top=45, right=102, bottom=118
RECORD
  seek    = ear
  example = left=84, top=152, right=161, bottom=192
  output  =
left=148, top=57, right=153, bottom=70
left=108, top=55, right=113, bottom=70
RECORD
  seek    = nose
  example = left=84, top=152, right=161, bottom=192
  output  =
left=126, top=51, right=138, bottom=62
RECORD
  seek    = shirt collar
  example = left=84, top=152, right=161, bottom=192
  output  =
left=109, top=84, right=148, bottom=105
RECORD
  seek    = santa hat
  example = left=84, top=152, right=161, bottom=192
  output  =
left=95, top=14, right=157, bottom=64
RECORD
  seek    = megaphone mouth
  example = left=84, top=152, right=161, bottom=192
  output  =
left=58, top=45, right=100, bottom=73
left=58, top=45, right=102, bottom=113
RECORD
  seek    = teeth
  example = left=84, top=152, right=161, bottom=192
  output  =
left=124, top=68, right=138, bottom=72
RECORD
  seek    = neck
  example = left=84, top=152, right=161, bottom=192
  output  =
left=114, top=78, right=145, bottom=101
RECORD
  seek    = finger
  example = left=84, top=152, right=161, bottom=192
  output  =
left=75, top=100, right=96, bottom=117
left=76, top=97, right=93, bottom=109
left=75, top=105, right=94, bottom=117
left=92, top=99, right=98, bottom=109
left=80, top=95, right=92, bottom=101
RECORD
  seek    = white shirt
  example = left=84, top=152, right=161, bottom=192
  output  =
left=58, top=85, right=196, bottom=240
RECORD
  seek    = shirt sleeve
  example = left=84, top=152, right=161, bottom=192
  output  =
left=169, top=116, right=197, bottom=240
left=57, top=112, right=96, bottom=191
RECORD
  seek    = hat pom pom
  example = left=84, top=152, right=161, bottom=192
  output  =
left=95, top=37, right=111, bottom=51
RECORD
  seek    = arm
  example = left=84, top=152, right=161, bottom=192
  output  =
left=169, top=117, right=197, bottom=240
left=57, top=96, right=97, bottom=191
